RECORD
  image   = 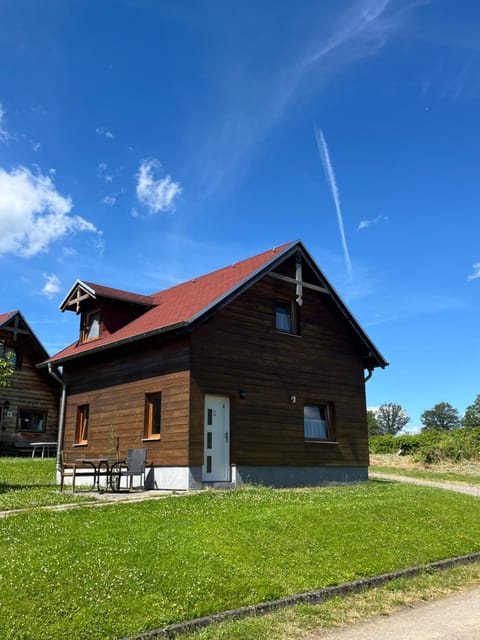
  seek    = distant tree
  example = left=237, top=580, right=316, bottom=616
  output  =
left=421, top=402, right=461, bottom=432
left=463, top=394, right=480, bottom=428
left=367, top=409, right=380, bottom=436
left=0, top=341, right=14, bottom=388
left=375, top=403, right=410, bottom=435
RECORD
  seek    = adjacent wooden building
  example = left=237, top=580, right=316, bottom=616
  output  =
left=0, top=311, right=60, bottom=454
left=43, top=240, right=387, bottom=489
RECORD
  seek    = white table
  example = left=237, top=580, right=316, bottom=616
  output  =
left=31, top=442, right=57, bottom=458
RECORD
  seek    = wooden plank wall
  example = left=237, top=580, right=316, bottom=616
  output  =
left=190, top=272, right=370, bottom=468
left=62, top=335, right=190, bottom=465
left=0, top=329, right=59, bottom=449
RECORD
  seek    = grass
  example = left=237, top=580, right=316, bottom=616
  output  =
left=181, top=562, right=480, bottom=640
left=0, top=458, right=95, bottom=511
left=1, top=481, right=480, bottom=639
left=370, top=454, right=480, bottom=485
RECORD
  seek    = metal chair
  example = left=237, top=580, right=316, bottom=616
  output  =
left=111, top=448, right=147, bottom=491
left=59, top=450, right=77, bottom=492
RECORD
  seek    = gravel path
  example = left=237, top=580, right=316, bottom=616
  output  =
left=369, top=472, right=480, bottom=496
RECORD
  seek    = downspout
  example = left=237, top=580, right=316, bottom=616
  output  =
left=48, top=363, right=67, bottom=474
left=364, top=367, right=374, bottom=383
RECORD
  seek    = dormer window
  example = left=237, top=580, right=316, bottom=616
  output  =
left=82, top=310, right=101, bottom=342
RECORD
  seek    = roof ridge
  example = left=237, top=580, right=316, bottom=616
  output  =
left=151, top=241, right=296, bottom=299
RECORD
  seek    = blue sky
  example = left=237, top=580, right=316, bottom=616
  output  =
left=1, top=0, right=479, bottom=431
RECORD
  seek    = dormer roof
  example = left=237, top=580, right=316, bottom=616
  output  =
left=61, top=280, right=154, bottom=314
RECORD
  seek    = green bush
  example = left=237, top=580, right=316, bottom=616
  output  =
left=370, top=428, right=480, bottom=462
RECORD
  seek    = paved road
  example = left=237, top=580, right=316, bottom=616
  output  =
left=305, top=586, right=480, bottom=639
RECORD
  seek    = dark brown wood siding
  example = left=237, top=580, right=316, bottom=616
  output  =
left=0, top=329, right=59, bottom=449
left=61, top=335, right=190, bottom=465
left=190, top=275, right=369, bottom=468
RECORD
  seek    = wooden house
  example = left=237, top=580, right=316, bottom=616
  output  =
left=0, top=311, right=60, bottom=454
left=43, top=240, right=387, bottom=489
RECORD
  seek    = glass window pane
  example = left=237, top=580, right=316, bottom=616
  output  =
left=151, top=396, right=161, bottom=435
left=77, top=405, right=89, bottom=442
left=18, top=409, right=47, bottom=433
left=145, top=393, right=161, bottom=438
left=86, top=313, right=101, bottom=339
left=275, top=303, right=292, bottom=332
left=304, top=405, right=329, bottom=439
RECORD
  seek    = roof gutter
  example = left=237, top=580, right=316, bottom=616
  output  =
left=47, top=363, right=67, bottom=474
left=42, top=321, right=189, bottom=367
left=364, top=367, right=374, bottom=383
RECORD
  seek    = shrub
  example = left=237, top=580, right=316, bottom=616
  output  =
left=369, top=428, right=480, bottom=462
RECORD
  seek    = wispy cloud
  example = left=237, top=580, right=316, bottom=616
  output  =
left=314, top=125, right=353, bottom=279
left=0, top=103, right=14, bottom=142
left=357, top=215, right=388, bottom=230
left=97, top=162, right=114, bottom=182
left=363, top=291, right=468, bottom=328
left=1, top=102, right=41, bottom=150
left=41, top=273, right=61, bottom=298
left=135, top=158, right=182, bottom=215
left=193, top=0, right=421, bottom=196
left=0, top=165, right=99, bottom=257
left=102, top=194, right=117, bottom=207
left=467, top=263, right=480, bottom=281
left=96, top=126, right=114, bottom=140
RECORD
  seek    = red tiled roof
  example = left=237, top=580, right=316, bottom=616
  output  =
left=81, top=282, right=154, bottom=307
left=0, top=311, right=17, bottom=327
left=46, top=241, right=297, bottom=364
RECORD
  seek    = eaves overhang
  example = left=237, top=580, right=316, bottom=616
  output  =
left=39, top=320, right=188, bottom=368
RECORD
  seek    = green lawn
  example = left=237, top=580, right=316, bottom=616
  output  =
left=0, top=458, right=95, bottom=511
left=1, top=481, right=480, bottom=639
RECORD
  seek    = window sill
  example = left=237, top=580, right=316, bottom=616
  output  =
left=80, top=337, right=101, bottom=344
left=304, top=439, right=338, bottom=444
left=72, top=443, right=88, bottom=447
left=275, top=330, right=301, bottom=337
left=142, top=437, right=161, bottom=442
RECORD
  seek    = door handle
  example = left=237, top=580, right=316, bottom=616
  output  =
left=225, top=432, right=229, bottom=443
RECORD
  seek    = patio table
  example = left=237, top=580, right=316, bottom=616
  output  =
left=75, top=457, right=125, bottom=491
left=31, top=441, right=57, bottom=458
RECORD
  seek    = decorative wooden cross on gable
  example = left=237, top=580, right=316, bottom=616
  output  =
left=3, top=314, right=29, bottom=341
left=64, top=286, right=94, bottom=314
left=269, top=251, right=329, bottom=305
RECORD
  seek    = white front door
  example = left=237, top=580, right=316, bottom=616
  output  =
left=203, top=395, right=230, bottom=482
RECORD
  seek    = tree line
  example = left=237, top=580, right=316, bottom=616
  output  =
left=368, top=396, right=480, bottom=436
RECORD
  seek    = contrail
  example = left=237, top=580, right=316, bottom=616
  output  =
left=314, top=125, right=353, bottom=279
